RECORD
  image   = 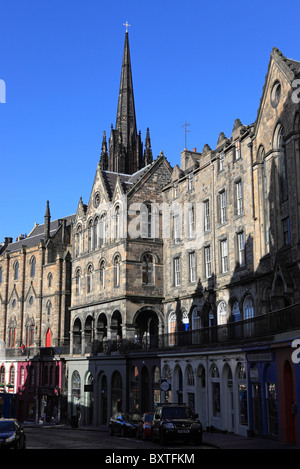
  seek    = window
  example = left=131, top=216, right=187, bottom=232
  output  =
left=274, top=125, right=288, bottom=202
left=243, top=295, right=254, bottom=319
left=75, top=268, right=81, bottom=296
left=219, top=190, right=226, bottom=223
left=99, top=213, right=106, bottom=246
left=9, top=366, right=15, bottom=386
left=100, top=260, right=105, bottom=289
left=87, top=264, right=93, bottom=293
left=114, top=255, right=120, bottom=287
left=76, top=225, right=82, bottom=256
left=188, top=205, right=195, bottom=238
left=237, top=231, right=245, bottom=267
left=46, top=301, right=51, bottom=317
left=141, top=203, right=153, bottom=238
left=30, top=257, right=36, bottom=277
left=204, top=245, right=212, bottom=278
left=234, top=141, right=241, bottom=161
left=235, top=180, right=243, bottom=216
left=174, top=214, right=181, bottom=244
left=204, top=200, right=210, bottom=232
left=142, top=253, right=154, bottom=285
left=94, top=217, right=99, bottom=249
left=25, top=319, right=35, bottom=347
left=169, top=312, right=177, bottom=346
left=189, top=252, right=196, bottom=283
left=48, top=273, right=52, bottom=287
left=217, top=301, right=227, bottom=325
left=174, top=257, right=181, bottom=286
left=192, top=307, right=201, bottom=330
left=88, top=219, right=94, bottom=251
left=282, top=217, right=290, bottom=245
left=219, top=152, right=224, bottom=172
left=115, top=206, right=121, bottom=239
left=263, top=154, right=270, bottom=250
left=174, top=183, right=178, bottom=198
left=14, top=261, right=19, bottom=280
left=220, top=239, right=228, bottom=273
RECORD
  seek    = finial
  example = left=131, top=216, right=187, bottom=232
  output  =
left=123, top=21, right=131, bottom=33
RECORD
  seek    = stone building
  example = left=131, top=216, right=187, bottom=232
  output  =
left=67, top=31, right=172, bottom=425
left=0, top=202, right=74, bottom=421
left=1, top=31, right=300, bottom=445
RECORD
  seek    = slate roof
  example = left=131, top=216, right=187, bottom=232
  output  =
left=2, top=214, right=75, bottom=254
left=100, top=163, right=153, bottom=199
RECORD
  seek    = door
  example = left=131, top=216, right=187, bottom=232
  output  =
left=46, top=329, right=51, bottom=347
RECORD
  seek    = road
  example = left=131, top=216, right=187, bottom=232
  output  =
left=24, top=425, right=213, bottom=450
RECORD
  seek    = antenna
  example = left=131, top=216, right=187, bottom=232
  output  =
left=182, top=122, right=190, bottom=149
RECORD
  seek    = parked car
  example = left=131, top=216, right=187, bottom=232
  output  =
left=0, top=419, right=26, bottom=449
left=151, top=404, right=202, bottom=445
left=109, top=412, right=140, bottom=437
left=136, top=412, right=154, bottom=440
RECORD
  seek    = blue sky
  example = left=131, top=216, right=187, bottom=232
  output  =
left=1, top=0, right=300, bottom=242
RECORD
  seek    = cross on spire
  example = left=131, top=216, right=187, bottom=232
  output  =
left=123, top=21, right=131, bottom=33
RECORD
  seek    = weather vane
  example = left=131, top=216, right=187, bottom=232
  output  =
left=123, top=21, right=131, bottom=33
left=182, top=122, right=190, bottom=149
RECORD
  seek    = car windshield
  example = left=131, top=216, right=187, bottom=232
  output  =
left=123, top=413, right=139, bottom=422
left=144, top=414, right=153, bottom=422
left=162, top=407, right=193, bottom=419
left=0, top=421, right=15, bottom=432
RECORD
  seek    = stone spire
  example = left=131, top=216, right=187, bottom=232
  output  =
left=108, top=30, right=145, bottom=175
left=44, top=200, right=51, bottom=241
left=99, top=131, right=108, bottom=170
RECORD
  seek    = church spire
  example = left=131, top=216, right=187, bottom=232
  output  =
left=107, top=27, right=151, bottom=175
left=115, top=31, right=137, bottom=156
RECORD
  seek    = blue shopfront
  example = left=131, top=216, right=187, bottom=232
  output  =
left=0, top=393, right=17, bottom=418
left=246, top=349, right=279, bottom=439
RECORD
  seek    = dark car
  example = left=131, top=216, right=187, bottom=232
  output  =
left=109, top=412, right=140, bottom=437
left=136, top=412, right=154, bottom=440
left=0, top=419, right=26, bottom=449
left=151, top=404, right=202, bottom=445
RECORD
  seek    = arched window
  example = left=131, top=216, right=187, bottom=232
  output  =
left=114, top=255, right=120, bottom=287
left=88, top=219, right=94, bottom=251
left=46, top=300, right=52, bottom=317
left=87, top=264, right=93, bottom=293
left=142, top=253, right=154, bottom=285
left=100, top=260, right=106, bottom=289
left=99, top=213, right=106, bottom=246
left=141, top=203, right=153, bottom=238
left=9, top=366, right=15, bottom=385
left=168, top=312, right=176, bottom=346
left=243, top=295, right=254, bottom=320
left=30, top=256, right=36, bottom=277
left=0, top=365, right=5, bottom=384
left=25, top=318, right=35, bottom=347
left=232, top=301, right=241, bottom=321
left=186, top=365, right=194, bottom=386
left=115, top=206, right=121, bottom=239
left=243, top=295, right=254, bottom=337
left=217, top=301, right=227, bottom=325
left=192, top=307, right=201, bottom=330
left=211, top=364, right=220, bottom=416
left=14, top=261, right=19, bottom=280
left=75, top=268, right=81, bottom=296
left=76, top=225, right=82, bottom=256
left=48, top=273, right=53, bottom=287
left=274, top=124, right=288, bottom=202
left=94, top=217, right=99, bottom=249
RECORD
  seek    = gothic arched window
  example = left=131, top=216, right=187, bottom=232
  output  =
left=142, top=253, right=154, bottom=285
